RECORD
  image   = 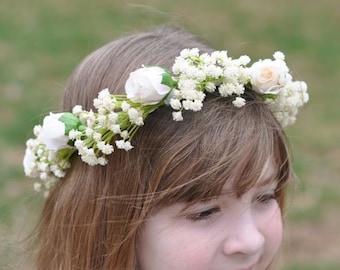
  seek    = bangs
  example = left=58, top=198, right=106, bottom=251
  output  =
left=146, top=94, right=292, bottom=208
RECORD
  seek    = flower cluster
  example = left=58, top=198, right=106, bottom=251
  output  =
left=24, top=48, right=308, bottom=195
left=169, top=48, right=251, bottom=120
left=169, top=49, right=308, bottom=126
left=23, top=87, right=166, bottom=195
left=248, top=51, right=309, bottom=127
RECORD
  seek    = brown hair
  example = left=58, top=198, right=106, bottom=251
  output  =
left=34, top=26, right=294, bottom=269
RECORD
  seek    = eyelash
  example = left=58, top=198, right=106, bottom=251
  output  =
left=186, top=206, right=220, bottom=222
left=185, top=193, right=277, bottom=222
left=256, top=193, right=277, bottom=205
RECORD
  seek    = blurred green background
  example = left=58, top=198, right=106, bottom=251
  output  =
left=0, top=0, right=339, bottom=269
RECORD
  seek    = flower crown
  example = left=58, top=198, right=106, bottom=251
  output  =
left=23, top=48, right=308, bottom=195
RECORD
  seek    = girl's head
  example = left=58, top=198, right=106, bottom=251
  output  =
left=30, top=27, right=305, bottom=269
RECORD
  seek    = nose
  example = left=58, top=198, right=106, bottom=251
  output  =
left=222, top=212, right=265, bottom=256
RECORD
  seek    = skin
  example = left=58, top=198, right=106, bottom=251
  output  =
left=136, top=162, right=282, bottom=270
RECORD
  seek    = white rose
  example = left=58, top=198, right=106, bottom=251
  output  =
left=250, top=59, right=290, bottom=94
left=125, top=66, right=172, bottom=105
left=38, top=113, right=69, bottom=150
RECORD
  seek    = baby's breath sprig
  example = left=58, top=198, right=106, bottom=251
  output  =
left=169, top=48, right=252, bottom=120
left=23, top=87, right=169, bottom=195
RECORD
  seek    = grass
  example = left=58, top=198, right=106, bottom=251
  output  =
left=1, top=0, right=339, bottom=268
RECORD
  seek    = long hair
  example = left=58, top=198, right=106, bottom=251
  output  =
left=33, top=26, right=294, bottom=269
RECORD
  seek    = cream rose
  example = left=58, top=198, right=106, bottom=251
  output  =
left=38, top=113, right=69, bottom=150
left=125, top=66, right=172, bottom=105
left=250, top=59, right=290, bottom=94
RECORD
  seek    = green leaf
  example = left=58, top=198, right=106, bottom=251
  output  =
left=59, top=112, right=82, bottom=135
left=262, top=93, right=278, bottom=100
left=57, top=147, right=75, bottom=160
left=161, top=71, right=177, bottom=88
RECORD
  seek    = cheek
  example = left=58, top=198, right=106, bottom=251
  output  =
left=263, top=206, right=283, bottom=254
left=137, top=223, right=213, bottom=270
left=164, top=239, right=211, bottom=269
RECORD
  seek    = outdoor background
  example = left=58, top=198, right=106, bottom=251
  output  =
left=0, top=0, right=339, bottom=269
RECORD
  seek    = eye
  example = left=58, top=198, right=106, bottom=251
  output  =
left=186, top=206, right=221, bottom=222
left=256, top=193, right=277, bottom=205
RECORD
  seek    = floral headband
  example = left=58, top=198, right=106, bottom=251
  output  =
left=23, top=48, right=309, bottom=195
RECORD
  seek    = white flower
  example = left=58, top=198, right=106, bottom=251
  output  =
left=37, top=162, right=48, bottom=172
left=169, top=98, right=182, bottom=110
left=97, top=88, right=111, bottom=99
left=172, top=58, right=188, bottom=75
left=72, top=105, right=83, bottom=115
left=108, top=112, right=118, bottom=123
left=85, top=110, right=96, bottom=128
left=178, top=79, right=197, bottom=93
left=223, top=66, right=240, bottom=82
left=125, top=66, right=172, bottom=105
left=251, top=56, right=291, bottom=94
left=97, top=114, right=108, bottom=127
left=301, top=81, right=309, bottom=103
left=182, top=100, right=203, bottom=111
left=92, top=132, right=102, bottom=141
left=238, top=55, right=251, bottom=65
left=94, top=89, right=115, bottom=114
left=69, top=129, right=82, bottom=140
left=121, top=101, right=131, bottom=112
left=273, top=51, right=285, bottom=60
left=23, top=147, right=37, bottom=176
left=172, top=111, right=183, bottom=121
left=203, top=65, right=223, bottom=79
left=200, top=53, right=213, bottom=65
left=34, top=182, right=42, bottom=192
left=128, top=107, right=144, bottom=125
left=232, top=97, right=246, bottom=108
left=97, top=157, right=108, bottom=166
left=250, top=58, right=290, bottom=94
left=205, top=82, right=216, bottom=92
left=233, top=83, right=245, bottom=95
left=111, top=124, right=121, bottom=134
left=120, top=130, right=129, bottom=140
left=74, top=139, right=86, bottom=153
left=37, top=113, right=69, bottom=151
left=97, top=141, right=114, bottom=155
left=33, top=125, right=42, bottom=136
left=182, top=66, right=205, bottom=81
left=81, top=148, right=98, bottom=166
left=218, top=83, right=235, bottom=97
left=53, top=167, right=66, bottom=178
left=211, top=50, right=229, bottom=65
left=180, top=48, right=199, bottom=58
left=115, top=140, right=133, bottom=151
left=85, top=127, right=94, bottom=137
left=135, top=117, right=144, bottom=126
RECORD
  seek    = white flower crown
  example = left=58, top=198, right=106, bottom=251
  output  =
left=23, top=48, right=308, bottom=195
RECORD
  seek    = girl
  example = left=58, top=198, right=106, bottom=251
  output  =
left=24, top=26, right=308, bottom=269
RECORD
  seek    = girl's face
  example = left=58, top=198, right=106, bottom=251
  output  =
left=136, top=162, right=282, bottom=270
